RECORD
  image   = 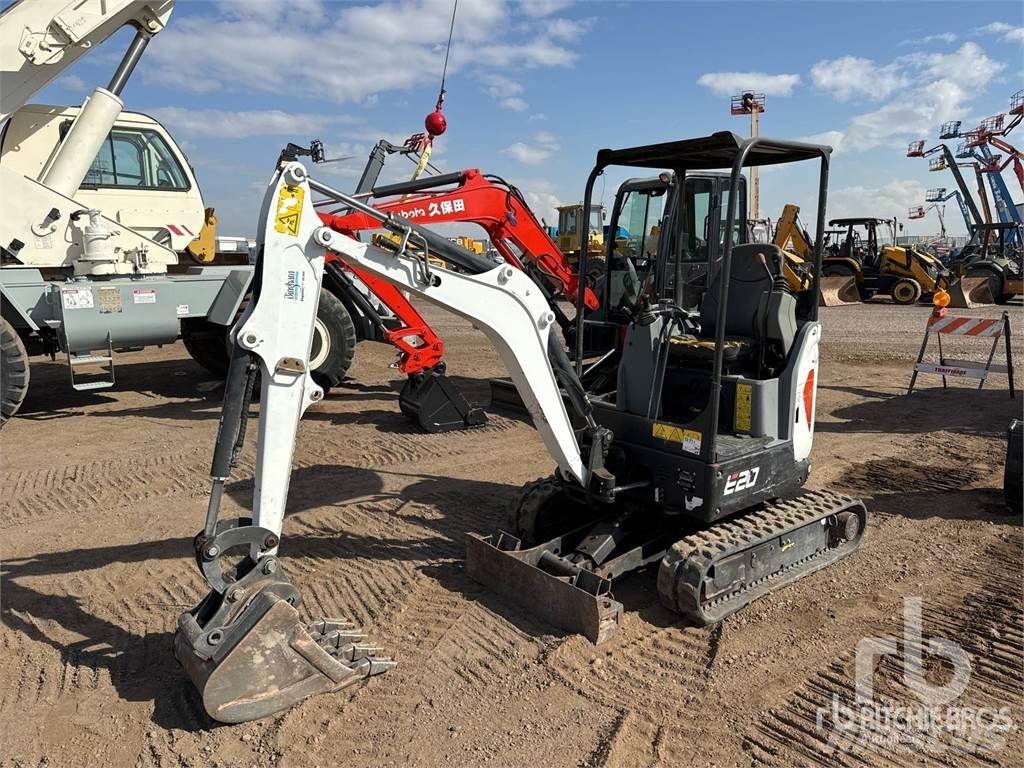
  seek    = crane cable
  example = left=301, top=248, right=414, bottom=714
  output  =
left=408, top=0, right=458, bottom=186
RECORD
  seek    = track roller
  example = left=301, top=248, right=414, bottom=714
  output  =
left=657, top=489, right=867, bottom=626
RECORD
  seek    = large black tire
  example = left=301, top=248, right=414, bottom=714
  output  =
left=890, top=278, right=923, bottom=306
left=181, top=317, right=230, bottom=377
left=180, top=288, right=356, bottom=389
left=1, top=318, right=30, bottom=427
left=309, top=288, right=357, bottom=391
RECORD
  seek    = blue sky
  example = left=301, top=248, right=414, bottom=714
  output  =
left=37, top=0, right=1024, bottom=238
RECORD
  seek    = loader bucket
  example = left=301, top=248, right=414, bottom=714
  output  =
left=465, top=531, right=623, bottom=644
left=947, top=277, right=995, bottom=309
left=175, top=583, right=394, bottom=723
left=400, top=368, right=487, bottom=433
left=818, top=276, right=861, bottom=306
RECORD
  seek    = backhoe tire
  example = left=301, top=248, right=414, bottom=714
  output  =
left=309, top=288, right=357, bottom=391
left=890, top=278, right=923, bottom=305
left=181, top=318, right=230, bottom=377
left=1, top=318, right=30, bottom=427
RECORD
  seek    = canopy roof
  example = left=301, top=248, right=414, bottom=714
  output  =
left=594, top=131, right=831, bottom=170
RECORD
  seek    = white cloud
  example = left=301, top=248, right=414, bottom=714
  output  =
left=974, top=21, right=1024, bottom=41
left=149, top=108, right=352, bottom=139
left=519, top=0, right=573, bottom=18
left=798, top=130, right=846, bottom=153
left=828, top=179, right=927, bottom=222
left=54, top=74, right=86, bottom=92
left=809, top=43, right=1006, bottom=153
left=810, top=56, right=907, bottom=101
left=696, top=71, right=801, bottom=97
left=146, top=0, right=589, bottom=103
left=546, top=18, right=594, bottom=41
left=514, top=178, right=563, bottom=223
left=898, top=32, right=957, bottom=47
left=503, top=132, right=559, bottom=165
left=910, top=42, right=1004, bottom=88
left=479, top=73, right=528, bottom=111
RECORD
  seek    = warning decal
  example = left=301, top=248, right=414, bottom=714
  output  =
left=274, top=185, right=304, bottom=236
left=652, top=422, right=702, bottom=455
left=61, top=287, right=94, bottom=310
left=734, top=383, right=752, bottom=432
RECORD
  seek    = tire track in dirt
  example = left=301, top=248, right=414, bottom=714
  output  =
left=743, top=546, right=1023, bottom=767
left=549, top=611, right=719, bottom=768
left=0, top=451, right=209, bottom=529
left=0, top=412, right=525, bottom=531
left=334, top=581, right=543, bottom=766
left=837, top=431, right=999, bottom=500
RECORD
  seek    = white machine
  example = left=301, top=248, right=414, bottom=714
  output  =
left=176, top=137, right=867, bottom=724
left=0, top=0, right=250, bottom=421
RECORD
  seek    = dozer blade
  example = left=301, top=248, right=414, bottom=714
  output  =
left=947, top=277, right=994, bottom=308
left=465, top=531, right=623, bottom=644
left=818, top=276, right=861, bottom=306
left=175, top=578, right=394, bottom=723
left=400, top=366, right=487, bottom=433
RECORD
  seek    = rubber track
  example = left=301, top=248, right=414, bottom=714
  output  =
left=659, top=489, right=866, bottom=625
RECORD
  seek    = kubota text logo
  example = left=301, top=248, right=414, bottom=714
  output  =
left=723, top=467, right=759, bottom=495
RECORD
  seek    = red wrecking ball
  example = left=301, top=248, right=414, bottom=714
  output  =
left=425, top=109, right=447, bottom=137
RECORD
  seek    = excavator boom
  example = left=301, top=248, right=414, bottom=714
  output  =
left=175, top=161, right=597, bottom=722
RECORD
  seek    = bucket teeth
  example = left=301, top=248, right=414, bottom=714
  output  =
left=176, top=586, right=395, bottom=723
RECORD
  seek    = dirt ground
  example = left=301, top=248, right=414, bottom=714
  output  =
left=2, top=301, right=1022, bottom=768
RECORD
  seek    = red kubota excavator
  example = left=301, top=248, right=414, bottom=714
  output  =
left=298, top=141, right=598, bottom=433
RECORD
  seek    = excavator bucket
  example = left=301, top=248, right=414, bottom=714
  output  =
left=465, top=531, right=623, bottom=644
left=399, top=367, right=487, bottom=433
left=818, top=276, right=861, bottom=306
left=947, top=277, right=995, bottom=308
left=175, top=571, right=394, bottom=723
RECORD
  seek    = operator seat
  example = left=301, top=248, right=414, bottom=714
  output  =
left=668, top=244, right=795, bottom=368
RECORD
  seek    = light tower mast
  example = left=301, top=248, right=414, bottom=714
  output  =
left=731, top=91, right=766, bottom=219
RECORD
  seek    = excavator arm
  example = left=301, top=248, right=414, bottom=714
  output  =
left=175, top=161, right=605, bottom=723
left=321, top=169, right=599, bottom=310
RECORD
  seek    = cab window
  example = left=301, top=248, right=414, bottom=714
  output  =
left=83, top=128, right=190, bottom=190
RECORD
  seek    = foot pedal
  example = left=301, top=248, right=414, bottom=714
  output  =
left=399, top=364, right=486, bottom=433
left=465, top=530, right=623, bottom=644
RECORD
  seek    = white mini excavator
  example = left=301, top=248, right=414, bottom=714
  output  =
left=175, top=132, right=868, bottom=723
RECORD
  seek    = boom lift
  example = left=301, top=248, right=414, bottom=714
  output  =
left=175, top=132, right=867, bottom=723
left=910, top=138, right=1021, bottom=301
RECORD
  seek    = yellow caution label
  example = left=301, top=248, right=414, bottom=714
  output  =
left=274, top=185, right=304, bottom=236
left=735, top=383, right=752, bottom=433
left=652, top=423, right=702, bottom=455
left=652, top=422, right=684, bottom=444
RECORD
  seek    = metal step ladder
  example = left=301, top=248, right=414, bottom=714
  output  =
left=68, top=335, right=115, bottom=391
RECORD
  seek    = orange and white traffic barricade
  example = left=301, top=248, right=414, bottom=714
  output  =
left=908, top=310, right=1015, bottom=396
